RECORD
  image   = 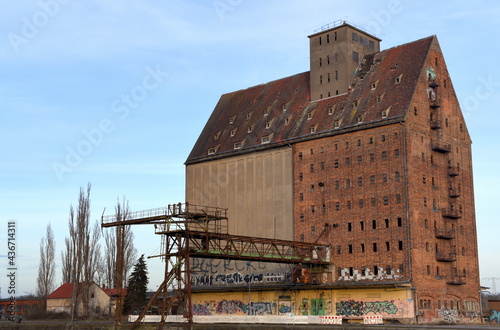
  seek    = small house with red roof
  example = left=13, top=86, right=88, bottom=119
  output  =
left=47, top=282, right=126, bottom=316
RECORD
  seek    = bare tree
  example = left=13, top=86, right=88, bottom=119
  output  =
left=60, top=183, right=102, bottom=317
left=103, top=198, right=137, bottom=288
left=61, top=237, right=73, bottom=284
left=36, top=224, right=56, bottom=299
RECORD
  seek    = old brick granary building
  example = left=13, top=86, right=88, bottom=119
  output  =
left=185, top=21, right=480, bottom=324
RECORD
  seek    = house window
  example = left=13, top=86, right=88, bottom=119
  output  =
left=370, top=175, right=375, bottom=184
left=346, top=157, right=351, bottom=166
left=230, top=128, right=237, bottom=137
left=346, top=179, right=351, bottom=188
left=372, top=220, right=377, bottom=229
left=398, top=241, right=403, bottom=250
left=395, top=171, right=401, bottom=182
left=311, top=205, right=315, bottom=213
left=360, top=221, right=364, bottom=231
left=358, top=177, right=363, bottom=186
left=353, top=51, right=359, bottom=63
left=299, top=193, right=304, bottom=201
left=300, top=214, right=304, bottom=222
left=299, top=172, right=303, bottom=181
left=311, top=226, right=316, bottom=235
left=382, top=174, right=388, bottom=182
left=208, top=147, right=216, bottom=155
left=361, top=243, right=365, bottom=253
left=348, top=222, right=352, bottom=231
left=335, top=202, right=340, bottom=210
left=334, top=160, right=339, bottom=168
left=394, top=149, right=400, bottom=158
left=234, top=142, right=242, bottom=149
left=385, top=218, right=389, bottom=228
left=373, top=243, right=378, bottom=252
left=347, top=200, right=352, bottom=209
left=265, top=121, right=271, bottom=129
left=398, top=217, right=402, bottom=227
left=386, top=242, right=390, bottom=251
left=382, top=151, right=387, bottom=160
left=334, top=120, right=340, bottom=128
left=348, top=245, right=353, bottom=254
left=359, top=199, right=364, bottom=208
left=261, top=135, right=270, bottom=144
left=370, top=153, right=375, bottom=162
left=357, top=155, right=363, bottom=164
left=310, top=164, right=314, bottom=173
left=383, top=196, right=389, bottom=205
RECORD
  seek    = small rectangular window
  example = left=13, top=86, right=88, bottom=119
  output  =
left=348, top=245, right=353, bottom=254
left=348, top=222, right=352, bottom=232
left=398, top=241, right=403, bottom=250
left=372, top=220, right=377, bottom=229
left=398, top=217, right=402, bottom=227
left=361, top=243, right=365, bottom=253
left=360, top=221, right=364, bottom=231
left=373, top=243, right=378, bottom=252
left=353, top=51, right=359, bottom=63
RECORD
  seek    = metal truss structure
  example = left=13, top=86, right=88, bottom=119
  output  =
left=101, top=203, right=331, bottom=328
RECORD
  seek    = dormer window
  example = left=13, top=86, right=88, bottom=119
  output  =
left=229, top=115, right=236, bottom=124
left=307, top=112, right=314, bottom=120
left=328, top=107, right=334, bottom=115
left=357, top=116, right=363, bottom=124
left=310, top=124, right=318, bottom=134
left=353, top=99, right=359, bottom=109
left=234, top=142, right=242, bottom=149
left=394, top=74, right=403, bottom=84
left=381, top=106, right=391, bottom=118
left=208, top=147, right=216, bottom=155
left=213, top=131, right=221, bottom=140
left=284, top=117, right=290, bottom=125
left=371, top=81, right=379, bottom=90
left=376, top=93, right=384, bottom=103
left=265, top=121, right=271, bottom=129
left=246, top=112, right=253, bottom=120
left=334, top=120, right=340, bottom=129
left=263, top=108, right=269, bottom=116
left=230, top=128, right=237, bottom=137
left=247, top=125, right=254, bottom=133
left=261, top=135, right=271, bottom=144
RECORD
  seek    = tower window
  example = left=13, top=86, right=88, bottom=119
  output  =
left=353, top=51, right=359, bottom=63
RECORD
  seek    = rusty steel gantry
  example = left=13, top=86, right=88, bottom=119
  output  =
left=101, top=203, right=331, bottom=328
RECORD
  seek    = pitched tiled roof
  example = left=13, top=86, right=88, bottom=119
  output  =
left=186, top=36, right=434, bottom=164
left=47, top=283, right=74, bottom=299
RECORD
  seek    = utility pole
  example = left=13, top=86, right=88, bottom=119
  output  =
left=115, top=224, right=125, bottom=325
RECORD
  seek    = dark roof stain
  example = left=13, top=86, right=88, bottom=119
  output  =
left=186, top=36, right=434, bottom=164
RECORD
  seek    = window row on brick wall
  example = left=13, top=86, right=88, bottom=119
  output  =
left=298, top=197, right=403, bottom=217
left=298, top=172, right=402, bottom=187
left=335, top=241, right=404, bottom=254
left=297, top=133, right=401, bottom=160
left=419, top=298, right=477, bottom=313
left=299, top=150, right=401, bottom=168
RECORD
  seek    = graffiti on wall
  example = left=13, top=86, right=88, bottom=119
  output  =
left=191, top=271, right=287, bottom=286
left=437, top=308, right=459, bottom=323
left=337, top=266, right=403, bottom=282
left=336, top=300, right=398, bottom=316
left=191, top=259, right=290, bottom=287
left=490, top=310, right=499, bottom=323
left=192, top=299, right=277, bottom=316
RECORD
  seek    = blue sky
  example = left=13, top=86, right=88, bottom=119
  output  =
left=0, top=0, right=499, bottom=295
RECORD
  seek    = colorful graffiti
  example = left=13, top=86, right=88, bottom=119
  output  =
left=490, top=310, right=500, bottom=323
left=192, top=299, right=277, bottom=316
left=336, top=300, right=398, bottom=316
